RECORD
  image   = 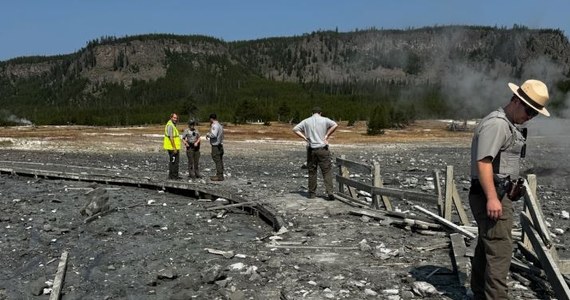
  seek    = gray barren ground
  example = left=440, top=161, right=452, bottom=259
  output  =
left=0, top=119, right=568, bottom=299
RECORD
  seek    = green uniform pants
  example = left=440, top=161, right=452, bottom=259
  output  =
left=211, top=144, right=224, bottom=178
left=186, top=149, right=201, bottom=178
left=469, top=190, right=513, bottom=300
left=307, top=147, right=333, bottom=196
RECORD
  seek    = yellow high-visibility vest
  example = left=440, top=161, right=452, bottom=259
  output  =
left=163, top=120, right=181, bottom=150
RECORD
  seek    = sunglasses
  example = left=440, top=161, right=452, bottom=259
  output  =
left=522, top=101, right=539, bottom=117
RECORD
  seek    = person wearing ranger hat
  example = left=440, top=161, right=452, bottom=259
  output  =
left=468, top=79, right=550, bottom=299
left=181, top=119, right=202, bottom=179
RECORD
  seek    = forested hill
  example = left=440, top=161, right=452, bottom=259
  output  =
left=1, top=25, right=570, bottom=126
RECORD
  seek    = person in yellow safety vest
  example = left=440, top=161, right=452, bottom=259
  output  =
left=163, top=113, right=181, bottom=179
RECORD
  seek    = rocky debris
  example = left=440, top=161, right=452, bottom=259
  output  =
left=201, top=264, right=224, bottom=284
left=80, top=186, right=110, bottom=216
left=412, top=281, right=442, bottom=297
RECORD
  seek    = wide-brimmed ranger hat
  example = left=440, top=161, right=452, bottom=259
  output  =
left=508, top=79, right=550, bottom=117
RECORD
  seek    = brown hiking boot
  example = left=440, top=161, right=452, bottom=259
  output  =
left=210, top=176, right=224, bottom=181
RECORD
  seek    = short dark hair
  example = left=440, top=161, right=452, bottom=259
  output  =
left=312, top=106, right=322, bottom=114
left=188, top=120, right=196, bottom=125
left=209, top=113, right=217, bottom=120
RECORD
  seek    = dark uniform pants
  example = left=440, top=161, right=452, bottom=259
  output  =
left=186, top=149, right=201, bottom=178
left=469, top=190, right=513, bottom=300
left=168, top=150, right=180, bottom=179
left=307, top=147, right=333, bottom=196
left=211, top=144, right=224, bottom=177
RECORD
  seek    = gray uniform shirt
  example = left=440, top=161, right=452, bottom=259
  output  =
left=209, top=121, right=224, bottom=146
left=293, top=113, right=337, bottom=149
left=181, top=128, right=200, bottom=149
left=470, top=107, right=525, bottom=180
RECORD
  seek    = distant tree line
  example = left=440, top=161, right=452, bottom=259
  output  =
left=1, top=26, right=569, bottom=132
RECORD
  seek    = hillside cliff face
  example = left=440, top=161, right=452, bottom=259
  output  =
left=2, top=26, right=569, bottom=87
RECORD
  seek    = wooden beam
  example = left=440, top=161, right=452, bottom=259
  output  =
left=560, top=260, right=570, bottom=275
left=349, top=208, right=388, bottom=220
left=206, top=201, right=257, bottom=211
left=373, top=186, right=438, bottom=203
left=373, top=162, right=392, bottom=211
left=451, top=183, right=469, bottom=225
left=338, top=155, right=358, bottom=198
left=413, top=205, right=476, bottom=239
left=336, top=175, right=373, bottom=193
left=522, top=174, right=538, bottom=254
left=521, top=213, right=570, bottom=300
left=49, top=251, right=69, bottom=300
left=444, top=166, right=454, bottom=220
left=335, top=157, right=372, bottom=174
left=266, top=244, right=358, bottom=250
left=450, top=233, right=471, bottom=292
left=433, top=169, right=444, bottom=217
left=522, top=180, right=553, bottom=248
left=335, top=192, right=370, bottom=208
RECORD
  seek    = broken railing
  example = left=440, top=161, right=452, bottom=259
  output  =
left=335, top=156, right=570, bottom=299
left=335, top=156, right=468, bottom=225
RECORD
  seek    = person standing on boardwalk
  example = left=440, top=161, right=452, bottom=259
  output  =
left=469, top=79, right=551, bottom=299
left=181, top=119, right=201, bottom=179
left=293, top=107, right=338, bottom=200
left=163, top=113, right=181, bottom=180
left=206, top=113, right=224, bottom=181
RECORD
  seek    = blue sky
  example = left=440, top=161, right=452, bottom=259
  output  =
left=1, top=0, right=569, bottom=61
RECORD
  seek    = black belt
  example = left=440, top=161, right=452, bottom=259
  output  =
left=310, top=145, right=329, bottom=151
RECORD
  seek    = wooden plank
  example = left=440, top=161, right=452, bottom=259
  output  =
left=522, top=180, right=553, bottom=248
left=336, top=175, right=374, bottom=193
left=339, top=156, right=358, bottom=198
left=444, top=166, right=454, bottom=220
left=335, top=157, right=372, bottom=174
left=349, top=208, right=388, bottom=220
left=49, top=251, right=69, bottom=300
left=335, top=192, right=370, bottom=207
left=522, top=174, right=538, bottom=253
left=413, top=205, right=476, bottom=239
left=372, top=186, right=438, bottom=203
left=373, top=162, right=392, bottom=211
left=517, top=241, right=541, bottom=267
left=510, top=257, right=545, bottom=277
left=450, top=233, right=471, bottom=292
left=451, top=183, right=469, bottom=225
left=560, top=260, right=570, bottom=275
left=206, top=201, right=257, bottom=211
left=433, top=169, right=444, bottom=217
left=521, top=213, right=570, bottom=300
left=266, top=244, right=358, bottom=250
left=338, top=155, right=347, bottom=194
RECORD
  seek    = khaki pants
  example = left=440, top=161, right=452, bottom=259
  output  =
left=211, top=144, right=224, bottom=178
left=469, top=190, right=513, bottom=300
left=307, top=147, right=333, bottom=196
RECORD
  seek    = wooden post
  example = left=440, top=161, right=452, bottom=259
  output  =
left=451, top=183, right=469, bottom=225
left=444, top=166, right=454, bottom=221
left=522, top=174, right=537, bottom=249
left=338, top=155, right=346, bottom=194
left=433, top=169, right=443, bottom=217
left=339, top=155, right=356, bottom=198
left=373, top=162, right=392, bottom=211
